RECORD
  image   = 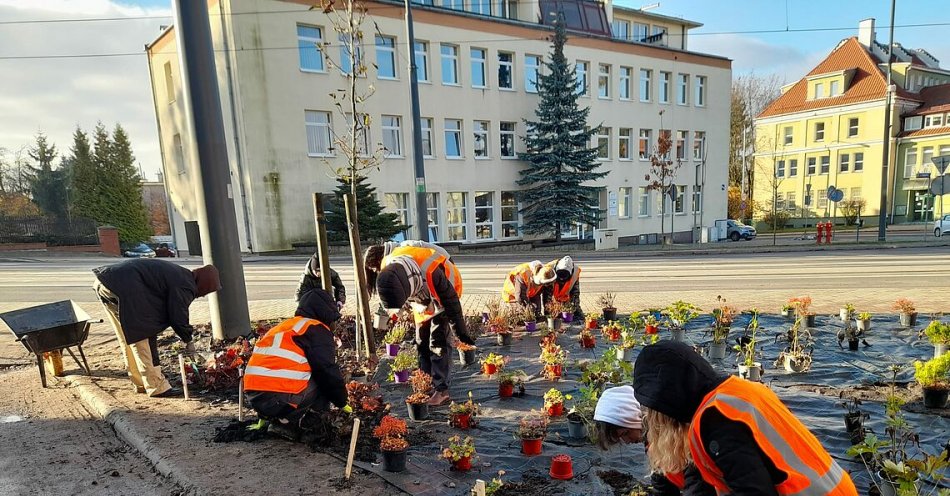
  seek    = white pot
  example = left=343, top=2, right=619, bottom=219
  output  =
left=738, top=363, right=762, bottom=381
left=783, top=354, right=810, bottom=373
left=839, top=308, right=852, bottom=321
left=856, top=319, right=871, bottom=332
left=936, top=343, right=949, bottom=359
left=616, top=347, right=635, bottom=362
left=670, top=328, right=686, bottom=342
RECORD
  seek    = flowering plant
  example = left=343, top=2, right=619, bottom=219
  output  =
left=441, top=435, right=476, bottom=461
left=481, top=352, right=508, bottom=368
left=373, top=415, right=409, bottom=452
left=517, top=410, right=549, bottom=440
left=449, top=391, right=480, bottom=416
left=406, top=369, right=433, bottom=404
left=539, top=344, right=567, bottom=366
left=543, top=388, right=568, bottom=408
left=892, top=298, right=916, bottom=314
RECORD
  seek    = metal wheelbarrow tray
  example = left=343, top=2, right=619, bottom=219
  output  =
left=0, top=300, right=93, bottom=387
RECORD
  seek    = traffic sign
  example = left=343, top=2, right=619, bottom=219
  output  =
left=830, top=189, right=845, bottom=202
left=934, top=155, right=950, bottom=175
left=827, top=186, right=837, bottom=200
left=930, top=175, right=950, bottom=197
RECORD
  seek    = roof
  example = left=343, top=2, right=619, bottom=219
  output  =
left=758, top=37, right=917, bottom=119
left=900, top=126, right=950, bottom=138
left=906, top=84, right=950, bottom=116
left=610, top=5, right=703, bottom=28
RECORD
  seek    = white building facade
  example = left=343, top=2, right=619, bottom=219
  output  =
left=147, top=0, right=731, bottom=253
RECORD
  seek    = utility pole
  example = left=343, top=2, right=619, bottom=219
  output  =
left=404, top=0, right=430, bottom=242
left=878, top=0, right=897, bottom=241
left=173, top=0, right=250, bottom=339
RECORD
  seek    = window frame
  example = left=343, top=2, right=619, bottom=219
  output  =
left=525, top=54, right=541, bottom=93
left=692, top=131, right=705, bottom=160
left=776, top=159, right=785, bottom=178
left=474, top=191, right=494, bottom=240
left=497, top=51, right=514, bottom=90
left=807, top=156, right=817, bottom=175
left=444, top=119, right=463, bottom=158
left=639, top=68, right=652, bottom=102
left=375, top=35, right=397, bottom=79
left=853, top=152, right=864, bottom=172
left=595, top=127, right=611, bottom=160
left=500, top=191, right=520, bottom=238
left=638, top=187, right=650, bottom=217
left=598, top=63, right=611, bottom=99
left=414, top=41, right=429, bottom=82
left=421, top=117, right=434, bottom=158
left=675, top=130, right=687, bottom=161
left=473, top=120, right=490, bottom=159
left=381, top=115, right=403, bottom=157
left=848, top=117, right=859, bottom=137
left=576, top=61, right=589, bottom=96
left=500, top=121, right=516, bottom=158
left=814, top=122, right=825, bottom=142
left=674, top=185, right=686, bottom=214
left=470, top=47, right=488, bottom=88
left=445, top=191, right=468, bottom=241
left=905, top=147, right=918, bottom=178
left=305, top=110, right=333, bottom=157
left=440, top=44, right=460, bottom=86
left=691, top=185, right=702, bottom=214
left=619, top=66, right=632, bottom=100
left=789, top=158, right=799, bottom=177
left=618, top=128, right=632, bottom=160
left=296, top=24, right=326, bottom=73
left=618, top=187, right=632, bottom=218
left=384, top=193, right=411, bottom=228
left=676, top=73, right=689, bottom=105
left=839, top=153, right=850, bottom=173
left=783, top=126, right=793, bottom=146
left=659, top=71, right=671, bottom=104
left=638, top=128, right=652, bottom=160
left=695, top=75, right=706, bottom=107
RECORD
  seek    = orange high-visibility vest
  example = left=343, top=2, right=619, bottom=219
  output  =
left=665, top=472, right=686, bottom=490
left=689, top=376, right=857, bottom=496
left=502, top=263, right=543, bottom=303
left=382, top=246, right=463, bottom=325
left=546, top=259, right=581, bottom=303
left=243, top=317, right=327, bottom=395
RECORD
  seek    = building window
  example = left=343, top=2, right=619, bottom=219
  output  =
left=789, top=159, right=798, bottom=177
left=501, top=191, right=519, bottom=238
left=425, top=192, right=440, bottom=241
left=446, top=192, right=467, bottom=241
left=618, top=128, right=632, bottom=160
left=474, top=191, right=493, bottom=239
left=525, top=55, right=540, bottom=93
left=638, top=129, right=652, bottom=160
left=498, top=51, right=513, bottom=89
left=674, top=185, right=686, bottom=213
left=297, top=24, right=325, bottom=72
left=473, top=120, right=490, bottom=158
left=820, top=155, right=830, bottom=174
left=639, top=69, right=652, bottom=102
left=695, top=75, right=706, bottom=106
left=692, top=131, right=705, bottom=160
left=596, top=127, right=610, bottom=160
left=633, top=22, right=648, bottom=41
left=500, top=122, right=516, bottom=158
left=442, top=0, right=463, bottom=9
left=163, top=61, right=175, bottom=104
left=807, top=157, right=817, bottom=175
left=677, top=73, right=688, bottom=105
left=905, top=147, right=918, bottom=178
left=692, top=185, right=702, bottom=213
left=851, top=187, right=862, bottom=200
left=815, top=82, right=824, bottom=99
left=441, top=44, right=459, bottom=85
left=783, top=126, right=793, bottom=145
left=848, top=117, right=859, bottom=137
left=173, top=133, right=185, bottom=174
left=839, top=153, right=850, bottom=172
left=421, top=118, right=434, bottom=157
left=814, top=122, right=825, bottom=141
left=905, top=116, right=923, bottom=131
left=598, top=64, right=611, bottom=98
left=675, top=130, right=687, bottom=161
left=638, top=187, right=649, bottom=216
left=305, top=110, right=332, bottom=156
left=659, top=71, right=671, bottom=104
left=829, top=80, right=840, bottom=96
left=925, top=114, right=945, bottom=128
left=776, top=160, right=785, bottom=178
left=923, top=146, right=935, bottom=175
left=375, top=35, right=397, bottom=79
left=385, top=193, right=410, bottom=227
left=414, top=42, right=429, bottom=82
left=444, top=119, right=463, bottom=158
left=576, top=61, right=589, bottom=96
left=618, top=187, right=632, bottom=218
left=619, top=66, right=631, bottom=99
left=853, top=153, right=864, bottom=172
left=612, top=19, right=629, bottom=39
left=786, top=192, right=797, bottom=211
left=775, top=192, right=785, bottom=211
left=382, top=115, right=402, bottom=157
left=338, top=34, right=362, bottom=75
left=818, top=189, right=828, bottom=209
left=344, top=113, right=370, bottom=155
left=471, top=48, right=487, bottom=88
left=471, top=0, right=490, bottom=15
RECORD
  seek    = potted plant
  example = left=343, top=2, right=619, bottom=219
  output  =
left=540, top=329, right=558, bottom=348
left=540, top=344, right=567, bottom=380
left=373, top=415, right=409, bottom=472
left=775, top=318, right=814, bottom=373
left=734, top=309, right=762, bottom=381
left=448, top=392, right=479, bottom=429
left=382, top=325, right=407, bottom=358
left=481, top=352, right=507, bottom=376
left=518, top=304, right=538, bottom=332
left=602, top=321, right=623, bottom=342
left=837, top=321, right=864, bottom=351
left=709, top=296, right=736, bottom=360
left=490, top=314, right=514, bottom=346
left=840, top=302, right=856, bottom=322
left=579, top=328, right=596, bottom=349
left=840, top=397, right=869, bottom=446
left=666, top=300, right=701, bottom=342
left=457, top=342, right=477, bottom=366
left=545, top=300, right=564, bottom=331
left=390, top=348, right=417, bottom=383
left=560, top=302, right=576, bottom=323
left=406, top=370, right=433, bottom=421
left=780, top=303, right=794, bottom=319
left=642, top=314, right=660, bottom=335
left=567, top=387, right=598, bottom=441
left=788, top=296, right=816, bottom=328
left=914, top=353, right=950, bottom=408
left=543, top=388, right=567, bottom=417
left=615, top=330, right=638, bottom=362
left=516, top=410, right=549, bottom=456
left=924, top=320, right=950, bottom=358
left=585, top=313, right=600, bottom=330
left=599, top=292, right=618, bottom=321
left=441, top=435, right=476, bottom=471
left=893, top=298, right=917, bottom=327
left=497, top=370, right=527, bottom=398
left=856, top=311, right=872, bottom=332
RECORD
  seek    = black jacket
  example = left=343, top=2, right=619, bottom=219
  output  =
left=651, top=466, right=715, bottom=496
left=376, top=261, right=472, bottom=345
left=93, top=259, right=196, bottom=344
left=295, top=255, right=346, bottom=304
left=633, top=341, right=784, bottom=495
left=293, top=289, right=347, bottom=408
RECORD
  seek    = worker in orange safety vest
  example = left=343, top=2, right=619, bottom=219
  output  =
left=543, top=256, right=583, bottom=320
left=502, top=260, right=557, bottom=319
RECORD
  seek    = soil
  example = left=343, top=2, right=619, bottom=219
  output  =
left=494, top=469, right=566, bottom=496
left=405, top=427, right=436, bottom=446
left=301, top=409, right=387, bottom=463
left=782, top=381, right=950, bottom=419
left=212, top=419, right=269, bottom=443
left=596, top=470, right=637, bottom=496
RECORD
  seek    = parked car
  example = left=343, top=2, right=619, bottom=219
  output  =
left=122, top=242, right=156, bottom=258
left=935, top=215, right=950, bottom=237
left=726, top=220, right=757, bottom=241
left=148, top=242, right=177, bottom=257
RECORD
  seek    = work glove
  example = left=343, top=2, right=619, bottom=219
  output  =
left=342, top=405, right=353, bottom=414
left=246, top=419, right=268, bottom=431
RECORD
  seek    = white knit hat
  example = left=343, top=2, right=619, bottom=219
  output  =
left=555, top=256, right=574, bottom=274
left=594, top=385, right=643, bottom=429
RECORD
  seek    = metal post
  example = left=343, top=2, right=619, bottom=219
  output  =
left=312, top=193, right=333, bottom=294
left=404, top=0, right=430, bottom=242
left=878, top=0, right=897, bottom=240
left=173, top=0, right=250, bottom=339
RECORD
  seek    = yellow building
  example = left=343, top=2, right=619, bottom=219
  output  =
left=895, top=86, right=950, bottom=225
left=752, top=19, right=950, bottom=228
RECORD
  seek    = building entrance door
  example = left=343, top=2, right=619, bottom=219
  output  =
left=912, top=190, right=933, bottom=221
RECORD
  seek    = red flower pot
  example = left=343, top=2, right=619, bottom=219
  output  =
left=451, top=413, right=472, bottom=429
left=586, top=319, right=598, bottom=329
left=547, top=402, right=564, bottom=417
left=483, top=363, right=498, bottom=375
left=645, top=324, right=659, bottom=335
left=605, top=329, right=621, bottom=341
left=545, top=364, right=563, bottom=379
left=521, top=438, right=543, bottom=456
left=581, top=337, right=596, bottom=349
left=499, top=383, right=514, bottom=398
left=549, top=454, right=574, bottom=480
left=453, top=456, right=472, bottom=471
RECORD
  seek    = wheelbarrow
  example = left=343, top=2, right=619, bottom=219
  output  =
left=0, top=300, right=95, bottom=387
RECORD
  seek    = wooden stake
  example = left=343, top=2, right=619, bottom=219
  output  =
left=344, top=417, right=361, bottom=480
left=474, top=480, right=487, bottom=496
left=178, top=354, right=190, bottom=400
left=344, top=193, right=376, bottom=357
left=237, top=368, right=244, bottom=422
left=312, top=193, right=334, bottom=295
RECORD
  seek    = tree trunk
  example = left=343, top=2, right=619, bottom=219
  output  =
left=345, top=193, right=374, bottom=357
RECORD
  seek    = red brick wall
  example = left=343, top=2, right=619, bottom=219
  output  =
left=97, top=227, right=120, bottom=257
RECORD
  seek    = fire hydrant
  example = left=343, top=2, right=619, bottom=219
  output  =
left=815, top=222, right=824, bottom=244
left=825, top=222, right=834, bottom=245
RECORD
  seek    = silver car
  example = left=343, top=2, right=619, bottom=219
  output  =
left=935, top=215, right=950, bottom=237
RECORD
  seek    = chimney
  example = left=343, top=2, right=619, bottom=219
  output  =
left=858, top=18, right=875, bottom=47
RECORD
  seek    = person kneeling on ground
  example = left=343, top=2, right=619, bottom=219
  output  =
left=245, top=289, right=348, bottom=440
left=544, top=256, right=583, bottom=320
left=595, top=385, right=713, bottom=495
left=633, top=341, right=857, bottom=495
left=294, top=253, right=346, bottom=306
left=501, top=260, right=556, bottom=319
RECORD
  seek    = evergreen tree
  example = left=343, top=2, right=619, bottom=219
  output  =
left=517, top=19, right=606, bottom=241
left=28, top=132, right=69, bottom=219
left=69, top=127, right=99, bottom=220
left=325, top=175, right=405, bottom=243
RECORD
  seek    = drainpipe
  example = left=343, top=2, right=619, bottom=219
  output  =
left=144, top=41, right=179, bottom=246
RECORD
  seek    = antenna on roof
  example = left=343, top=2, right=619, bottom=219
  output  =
left=641, top=3, right=659, bottom=11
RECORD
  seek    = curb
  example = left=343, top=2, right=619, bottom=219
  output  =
left=64, top=374, right=204, bottom=496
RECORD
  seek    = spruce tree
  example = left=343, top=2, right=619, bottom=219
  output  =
left=325, top=175, right=404, bottom=243
left=28, top=132, right=68, bottom=219
left=69, top=127, right=99, bottom=220
left=518, top=19, right=606, bottom=241
left=105, top=124, right=151, bottom=243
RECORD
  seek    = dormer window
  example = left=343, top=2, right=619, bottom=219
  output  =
left=815, top=82, right=825, bottom=99
left=830, top=80, right=840, bottom=96
left=925, top=114, right=944, bottom=128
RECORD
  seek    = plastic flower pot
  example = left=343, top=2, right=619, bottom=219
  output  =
left=581, top=336, right=596, bottom=349
left=586, top=319, right=598, bottom=330
left=645, top=324, right=659, bottom=335
left=844, top=413, right=865, bottom=445
left=804, top=314, right=817, bottom=328
left=923, top=387, right=949, bottom=409
left=857, top=319, right=871, bottom=332
left=670, top=328, right=686, bottom=342
left=936, top=344, right=949, bottom=359
left=545, top=364, right=563, bottom=379
left=616, top=347, right=633, bottom=362
left=489, top=324, right=499, bottom=334
left=605, top=329, right=621, bottom=341
left=546, top=402, right=564, bottom=417
left=547, top=317, right=562, bottom=331
left=877, top=470, right=918, bottom=496
left=900, top=312, right=918, bottom=327
left=453, top=456, right=472, bottom=471
left=407, top=401, right=429, bottom=421
left=382, top=449, right=407, bottom=473
left=783, top=354, right=809, bottom=373
left=848, top=339, right=860, bottom=351
left=497, top=332, right=512, bottom=346
left=458, top=348, right=477, bottom=365
left=737, top=363, right=762, bottom=382
left=394, top=369, right=410, bottom=383
left=525, top=321, right=538, bottom=332
left=483, top=363, right=498, bottom=376
left=780, top=308, right=794, bottom=319
left=385, top=343, right=400, bottom=357
left=481, top=312, right=490, bottom=324
left=707, top=342, right=727, bottom=360
left=521, top=437, right=543, bottom=456
left=549, top=454, right=574, bottom=480
left=567, top=416, right=587, bottom=440
left=451, top=413, right=472, bottom=429
left=839, top=308, right=852, bottom=321
left=561, top=312, right=574, bottom=323
left=602, top=308, right=618, bottom=321
left=499, top=383, right=514, bottom=398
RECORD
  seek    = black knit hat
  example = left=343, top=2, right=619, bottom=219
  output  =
left=295, top=288, right=341, bottom=324
left=377, top=265, right=411, bottom=310
left=632, top=341, right=725, bottom=424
